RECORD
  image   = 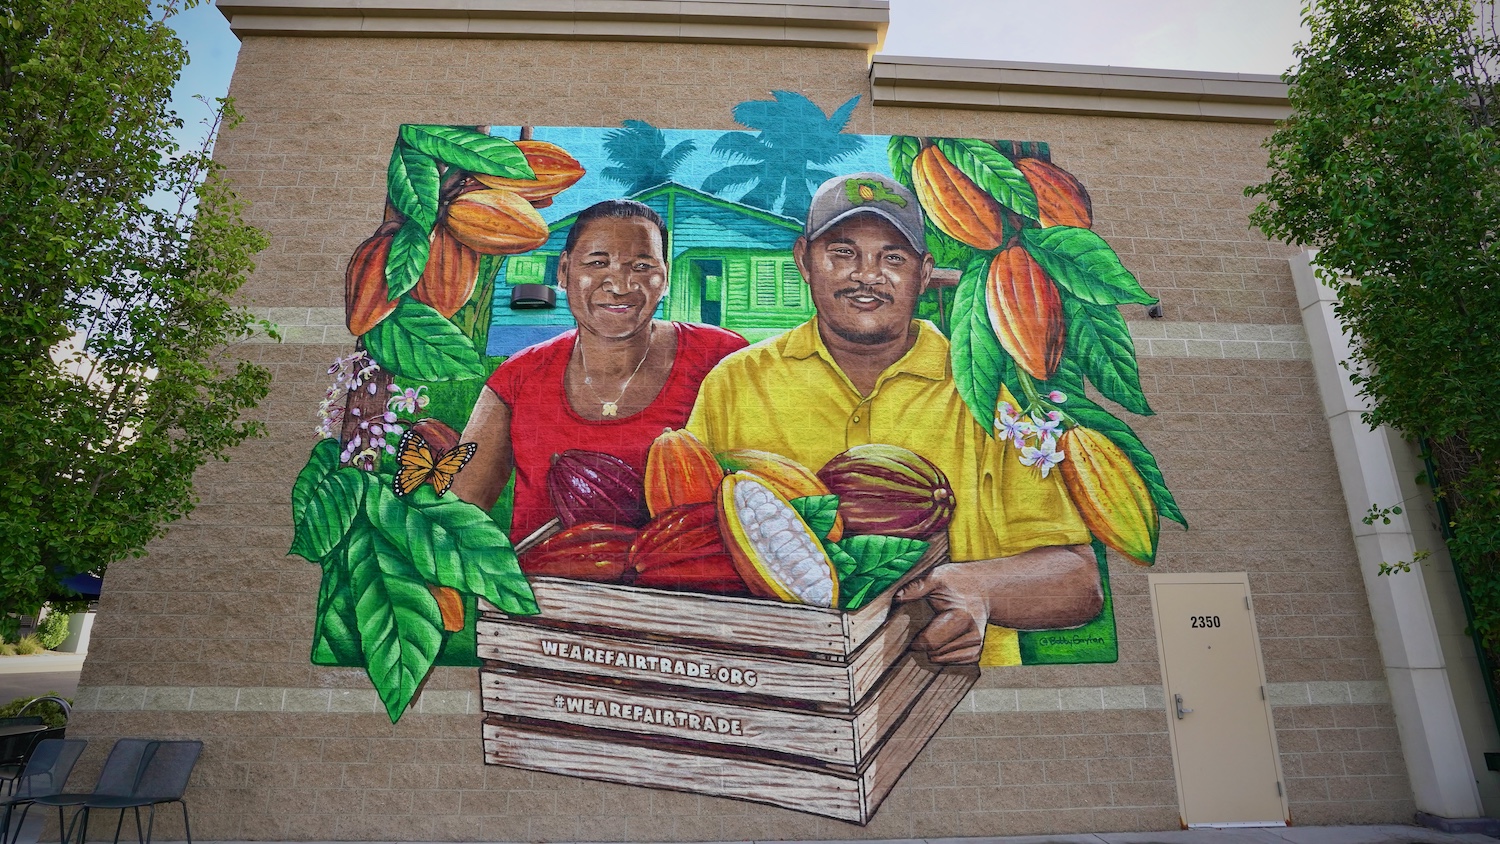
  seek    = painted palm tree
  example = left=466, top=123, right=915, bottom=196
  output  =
left=700, top=91, right=866, bottom=222
left=600, top=120, right=699, bottom=195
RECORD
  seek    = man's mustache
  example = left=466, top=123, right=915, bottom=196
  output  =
left=833, top=286, right=894, bottom=304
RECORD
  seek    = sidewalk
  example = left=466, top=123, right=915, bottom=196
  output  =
left=0, top=653, right=85, bottom=674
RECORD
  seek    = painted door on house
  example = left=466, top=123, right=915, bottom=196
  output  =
left=1149, top=573, right=1288, bottom=827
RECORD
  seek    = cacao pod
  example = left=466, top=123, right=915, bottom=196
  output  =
left=519, top=522, right=635, bottom=582
left=1057, top=427, right=1158, bottom=565
left=442, top=189, right=549, bottom=255
left=644, top=428, right=724, bottom=518
left=413, top=224, right=481, bottom=318
left=345, top=229, right=399, bottom=335
left=715, top=449, right=843, bottom=541
left=717, top=473, right=837, bottom=607
left=629, top=503, right=749, bottom=595
left=1015, top=157, right=1093, bottom=228
left=427, top=585, right=465, bottom=632
left=547, top=449, right=650, bottom=529
left=472, top=140, right=586, bottom=204
left=986, top=247, right=1065, bottom=381
left=817, top=444, right=954, bottom=540
left=911, top=145, right=1008, bottom=251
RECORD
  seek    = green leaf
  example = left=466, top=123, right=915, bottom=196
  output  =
left=312, top=538, right=362, bottom=665
left=789, top=494, right=840, bottom=542
left=386, top=144, right=440, bottom=231
left=384, top=219, right=431, bottom=302
left=934, top=138, right=1039, bottom=221
left=346, top=524, right=445, bottom=722
left=887, top=136, right=921, bottom=190
left=362, top=299, right=487, bottom=381
left=949, top=252, right=1005, bottom=435
left=1063, top=297, right=1153, bottom=416
left=1064, top=399, right=1186, bottom=528
left=366, top=481, right=538, bottom=616
left=1022, top=227, right=1156, bottom=306
left=289, top=441, right=366, bottom=562
left=399, top=126, right=535, bottom=180
left=827, top=535, right=930, bottom=610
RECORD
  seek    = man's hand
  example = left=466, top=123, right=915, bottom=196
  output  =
left=893, top=544, right=1102, bottom=664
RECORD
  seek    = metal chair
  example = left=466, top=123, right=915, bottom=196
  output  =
left=0, top=728, right=66, bottom=796
left=29, top=739, right=152, bottom=844
left=0, top=739, right=86, bottom=844
left=38, top=739, right=202, bottom=844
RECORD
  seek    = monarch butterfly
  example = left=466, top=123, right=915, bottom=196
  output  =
left=393, top=428, right=478, bottom=497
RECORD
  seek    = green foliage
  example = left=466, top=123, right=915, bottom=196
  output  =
left=0, top=695, right=70, bottom=728
left=363, top=299, right=489, bottom=381
left=601, top=120, right=699, bottom=195
left=826, top=535, right=929, bottom=610
left=0, top=0, right=272, bottom=636
left=33, top=611, right=69, bottom=650
left=949, top=254, right=1007, bottom=436
left=933, top=138, right=1039, bottom=222
left=13, top=637, right=43, bottom=655
left=1248, top=0, right=1500, bottom=649
left=789, top=495, right=839, bottom=542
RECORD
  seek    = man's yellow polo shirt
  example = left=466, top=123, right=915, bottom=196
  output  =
left=686, top=318, right=1090, bottom=665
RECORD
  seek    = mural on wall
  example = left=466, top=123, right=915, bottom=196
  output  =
left=288, top=93, right=1185, bottom=823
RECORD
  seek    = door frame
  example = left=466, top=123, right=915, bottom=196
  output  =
left=1148, top=571, right=1290, bottom=827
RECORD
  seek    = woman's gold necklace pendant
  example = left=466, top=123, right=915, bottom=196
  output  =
left=576, top=325, right=654, bottom=421
left=600, top=401, right=619, bottom=417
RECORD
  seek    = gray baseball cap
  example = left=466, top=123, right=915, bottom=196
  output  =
left=804, top=172, right=927, bottom=253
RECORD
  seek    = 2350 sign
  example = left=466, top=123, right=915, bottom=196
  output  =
left=1190, top=615, right=1221, bottom=629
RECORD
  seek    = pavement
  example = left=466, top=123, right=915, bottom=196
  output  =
left=0, top=652, right=83, bottom=703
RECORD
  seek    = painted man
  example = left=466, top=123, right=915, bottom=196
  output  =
left=686, top=173, right=1101, bottom=666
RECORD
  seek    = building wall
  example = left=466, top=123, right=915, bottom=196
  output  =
left=65, top=32, right=1416, bottom=840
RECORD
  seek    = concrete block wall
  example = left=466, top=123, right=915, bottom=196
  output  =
left=66, top=32, right=1416, bottom=840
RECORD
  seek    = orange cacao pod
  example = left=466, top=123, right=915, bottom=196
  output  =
left=442, top=189, right=549, bottom=255
left=911, top=145, right=1008, bottom=251
left=986, top=246, right=1065, bottom=381
left=519, top=522, right=635, bottom=583
left=715, top=449, right=843, bottom=541
left=427, top=585, right=465, bottom=632
left=413, top=224, right=481, bottom=317
left=472, top=140, right=586, bottom=204
left=1015, top=158, right=1093, bottom=228
left=629, top=503, right=749, bottom=595
left=344, top=230, right=398, bottom=335
left=644, top=428, right=725, bottom=518
left=1057, top=427, right=1158, bottom=565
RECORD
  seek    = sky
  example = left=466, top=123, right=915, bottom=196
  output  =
left=165, top=0, right=1308, bottom=154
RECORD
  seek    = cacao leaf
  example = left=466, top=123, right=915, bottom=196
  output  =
left=311, top=536, right=362, bottom=665
left=950, top=253, right=1006, bottom=435
left=1063, top=297, right=1153, bottom=416
left=289, top=440, right=366, bottom=563
left=387, top=144, right=440, bottom=231
left=935, top=138, right=1039, bottom=221
left=789, top=494, right=840, bottom=542
left=384, top=219, right=431, bottom=302
left=1062, top=399, right=1186, bottom=528
left=1021, top=227, right=1157, bottom=306
left=399, top=125, right=536, bottom=180
left=827, top=534, right=929, bottom=610
left=366, top=481, right=539, bottom=616
left=362, top=299, right=488, bottom=382
left=346, top=522, right=445, bottom=722
left=887, top=136, right=921, bottom=189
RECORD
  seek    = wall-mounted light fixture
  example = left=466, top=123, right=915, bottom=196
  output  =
left=1147, top=304, right=1165, bottom=319
left=510, top=284, right=557, bottom=310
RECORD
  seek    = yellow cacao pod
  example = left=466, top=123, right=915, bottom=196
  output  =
left=442, top=189, right=549, bottom=255
left=911, top=146, right=1008, bottom=250
left=1015, top=157, right=1093, bottom=228
left=1057, top=427, right=1158, bottom=565
left=413, top=224, right=481, bottom=318
left=986, top=246, right=1065, bottom=381
left=473, top=140, right=586, bottom=205
left=344, top=229, right=398, bottom=336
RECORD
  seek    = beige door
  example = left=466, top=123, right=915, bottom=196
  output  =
left=1149, top=573, right=1288, bottom=827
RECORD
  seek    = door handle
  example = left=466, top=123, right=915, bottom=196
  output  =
left=1174, top=693, right=1193, bottom=720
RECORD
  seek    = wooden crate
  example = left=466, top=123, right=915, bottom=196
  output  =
left=477, top=535, right=978, bottom=824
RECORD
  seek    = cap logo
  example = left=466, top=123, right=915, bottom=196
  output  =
left=845, top=178, right=907, bottom=208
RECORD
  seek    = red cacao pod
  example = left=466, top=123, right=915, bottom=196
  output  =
left=547, top=449, right=650, bottom=529
left=1015, top=157, right=1093, bottom=229
left=519, top=522, right=635, bottom=582
left=817, top=444, right=955, bottom=540
left=413, top=224, right=481, bottom=318
left=911, top=146, right=1008, bottom=251
left=644, top=428, right=724, bottom=518
left=985, top=246, right=1065, bottom=381
left=629, top=503, right=749, bottom=595
left=345, top=229, right=398, bottom=336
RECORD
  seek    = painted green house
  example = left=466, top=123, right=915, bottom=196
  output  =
left=486, top=182, right=810, bottom=356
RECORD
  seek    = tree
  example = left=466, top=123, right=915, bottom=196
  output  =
left=600, top=120, right=698, bottom=195
left=0, top=0, right=271, bottom=634
left=1248, top=0, right=1500, bottom=672
left=701, top=91, right=866, bottom=222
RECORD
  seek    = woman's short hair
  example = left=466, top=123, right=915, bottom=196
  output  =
left=562, top=199, right=668, bottom=255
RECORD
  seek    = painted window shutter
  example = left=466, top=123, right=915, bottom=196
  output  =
left=506, top=254, right=548, bottom=285
left=754, top=260, right=778, bottom=308
left=779, top=259, right=803, bottom=310
left=726, top=258, right=751, bottom=312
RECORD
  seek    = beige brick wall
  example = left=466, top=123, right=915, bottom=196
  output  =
left=67, top=33, right=1414, bottom=840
